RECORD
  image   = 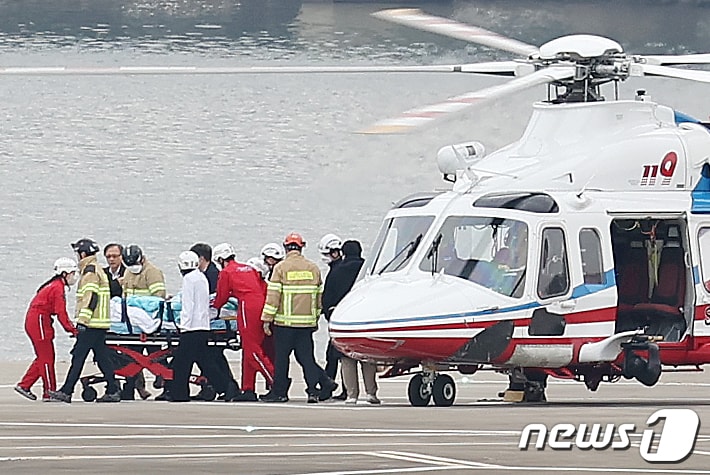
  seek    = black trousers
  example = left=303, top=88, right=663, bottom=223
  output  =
left=60, top=327, right=118, bottom=395
left=324, top=340, right=343, bottom=380
left=170, top=331, right=226, bottom=402
left=272, top=325, right=323, bottom=397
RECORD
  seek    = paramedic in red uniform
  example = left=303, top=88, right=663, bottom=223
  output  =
left=15, top=258, right=79, bottom=401
left=213, top=242, right=274, bottom=401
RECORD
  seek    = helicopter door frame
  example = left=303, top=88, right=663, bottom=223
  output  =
left=689, top=218, right=710, bottom=344
left=533, top=221, right=575, bottom=312
left=608, top=213, right=693, bottom=344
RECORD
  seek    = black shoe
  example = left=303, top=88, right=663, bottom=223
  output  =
left=259, top=391, right=288, bottom=403
left=318, top=378, right=338, bottom=401
left=47, top=390, right=71, bottom=404
left=14, top=385, right=37, bottom=401
left=224, top=381, right=240, bottom=401
left=333, top=391, right=348, bottom=401
left=96, top=391, right=121, bottom=403
left=230, top=390, right=257, bottom=402
left=307, top=394, right=319, bottom=404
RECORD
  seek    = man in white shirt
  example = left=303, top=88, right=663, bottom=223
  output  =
left=170, top=250, right=227, bottom=402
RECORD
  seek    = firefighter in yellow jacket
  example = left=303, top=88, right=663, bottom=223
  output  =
left=260, top=233, right=337, bottom=403
left=49, top=238, right=120, bottom=403
left=121, top=244, right=167, bottom=298
left=120, top=243, right=165, bottom=400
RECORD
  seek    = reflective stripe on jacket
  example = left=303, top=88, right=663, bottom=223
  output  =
left=76, top=255, right=111, bottom=329
left=122, top=260, right=166, bottom=298
left=261, top=251, right=322, bottom=328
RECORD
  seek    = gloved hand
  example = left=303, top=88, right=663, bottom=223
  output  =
left=262, top=321, right=272, bottom=337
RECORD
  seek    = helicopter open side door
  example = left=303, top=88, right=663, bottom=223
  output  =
left=610, top=216, right=693, bottom=344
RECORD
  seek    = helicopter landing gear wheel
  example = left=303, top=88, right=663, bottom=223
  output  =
left=408, top=373, right=432, bottom=406
left=81, top=386, right=97, bottom=402
left=432, top=374, right=456, bottom=407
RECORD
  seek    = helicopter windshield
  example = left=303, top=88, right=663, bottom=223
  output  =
left=367, top=215, right=435, bottom=276
left=420, top=216, right=528, bottom=298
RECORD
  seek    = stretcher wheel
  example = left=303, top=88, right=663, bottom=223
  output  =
left=81, top=386, right=97, bottom=402
left=200, top=385, right=216, bottom=401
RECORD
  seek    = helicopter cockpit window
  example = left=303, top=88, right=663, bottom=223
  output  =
left=367, top=215, right=435, bottom=276
left=698, top=227, right=710, bottom=292
left=537, top=227, right=571, bottom=299
left=419, top=216, right=528, bottom=298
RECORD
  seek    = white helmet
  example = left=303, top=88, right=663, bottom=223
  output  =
left=177, top=251, right=199, bottom=271
left=54, top=257, right=78, bottom=276
left=260, top=242, right=285, bottom=261
left=246, top=257, right=269, bottom=279
left=318, top=233, right=343, bottom=255
left=213, top=242, right=236, bottom=262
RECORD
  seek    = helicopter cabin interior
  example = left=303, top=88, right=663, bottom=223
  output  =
left=611, top=218, right=691, bottom=342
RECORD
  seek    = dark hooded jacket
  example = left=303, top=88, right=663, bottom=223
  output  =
left=322, top=240, right=365, bottom=320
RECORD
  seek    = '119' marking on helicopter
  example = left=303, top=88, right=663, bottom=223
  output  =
left=641, top=152, right=678, bottom=186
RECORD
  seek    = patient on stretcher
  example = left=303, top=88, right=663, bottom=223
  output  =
left=109, top=295, right=238, bottom=335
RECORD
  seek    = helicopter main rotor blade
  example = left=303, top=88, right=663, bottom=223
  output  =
left=359, top=66, right=574, bottom=134
left=372, top=8, right=539, bottom=58
left=0, top=63, right=519, bottom=76
left=640, top=64, right=710, bottom=83
left=641, top=53, right=710, bottom=66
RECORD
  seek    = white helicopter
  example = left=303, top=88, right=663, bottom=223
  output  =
left=327, top=9, right=710, bottom=406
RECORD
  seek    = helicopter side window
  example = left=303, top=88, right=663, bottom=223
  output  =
left=537, top=227, right=570, bottom=299
left=579, top=228, right=605, bottom=285
left=419, top=216, right=528, bottom=298
left=698, top=227, right=710, bottom=292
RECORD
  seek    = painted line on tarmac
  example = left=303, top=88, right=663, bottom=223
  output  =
left=0, top=421, right=519, bottom=435
left=0, top=441, right=515, bottom=451
left=0, top=432, right=518, bottom=441
left=379, top=451, right=498, bottom=468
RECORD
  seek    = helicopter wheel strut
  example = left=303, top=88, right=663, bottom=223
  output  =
left=407, top=370, right=457, bottom=407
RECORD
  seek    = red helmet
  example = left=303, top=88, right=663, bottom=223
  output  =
left=283, top=232, right=305, bottom=248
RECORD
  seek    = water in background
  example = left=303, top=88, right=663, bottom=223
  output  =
left=2, top=0, right=710, bottom=361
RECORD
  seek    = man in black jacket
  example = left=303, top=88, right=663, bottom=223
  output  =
left=323, top=240, right=380, bottom=404
left=103, top=243, right=125, bottom=299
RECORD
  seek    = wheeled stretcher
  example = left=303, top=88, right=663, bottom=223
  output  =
left=79, top=296, right=240, bottom=402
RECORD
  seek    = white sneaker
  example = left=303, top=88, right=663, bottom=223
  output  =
left=345, top=397, right=357, bottom=405
left=366, top=394, right=381, bottom=405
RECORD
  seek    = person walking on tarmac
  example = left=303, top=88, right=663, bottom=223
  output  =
left=49, top=238, right=120, bottom=403
left=260, top=242, right=285, bottom=280
left=260, top=233, right=337, bottom=403
left=103, top=243, right=125, bottom=299
left=213, top=243, right=274, bottom=402
left=329, top=240, right=381, bottom=405
left=120, top=243, right=166, bottom=400
left=121, top=244, right=166, bottom=298
left=319, top=233, right=347, bottom=401
left=170, top=251, right=231, bottom=402
left=15, top=258, right=79, bottom=401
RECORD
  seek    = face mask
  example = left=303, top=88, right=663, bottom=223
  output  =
left=128, top=264, right=143, bottom=274
left=320, top=254, right=332, bottom=264
left=65, top=272, right=78, bottom=286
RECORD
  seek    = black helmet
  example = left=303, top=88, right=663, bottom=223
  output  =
left=122, top=244, right=144, bottom=267
left=71, top=238, right=100, bottom=255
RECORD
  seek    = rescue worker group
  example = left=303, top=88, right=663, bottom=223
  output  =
left=14, top=232, right=381, bottom=405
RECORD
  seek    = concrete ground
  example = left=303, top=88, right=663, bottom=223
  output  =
left=1, top=360, right=710, bottom=474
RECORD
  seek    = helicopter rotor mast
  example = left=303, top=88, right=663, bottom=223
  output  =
left=366, top=8, right=710, bottom=134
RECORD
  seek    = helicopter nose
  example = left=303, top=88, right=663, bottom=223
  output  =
left=329, top=274, right=495, bottom=362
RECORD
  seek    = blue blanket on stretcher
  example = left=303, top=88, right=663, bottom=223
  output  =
left=109, top=295, right=236, bottom=335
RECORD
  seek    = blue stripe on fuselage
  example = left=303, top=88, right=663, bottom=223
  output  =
left=332, top=270, right=617, bottom=327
